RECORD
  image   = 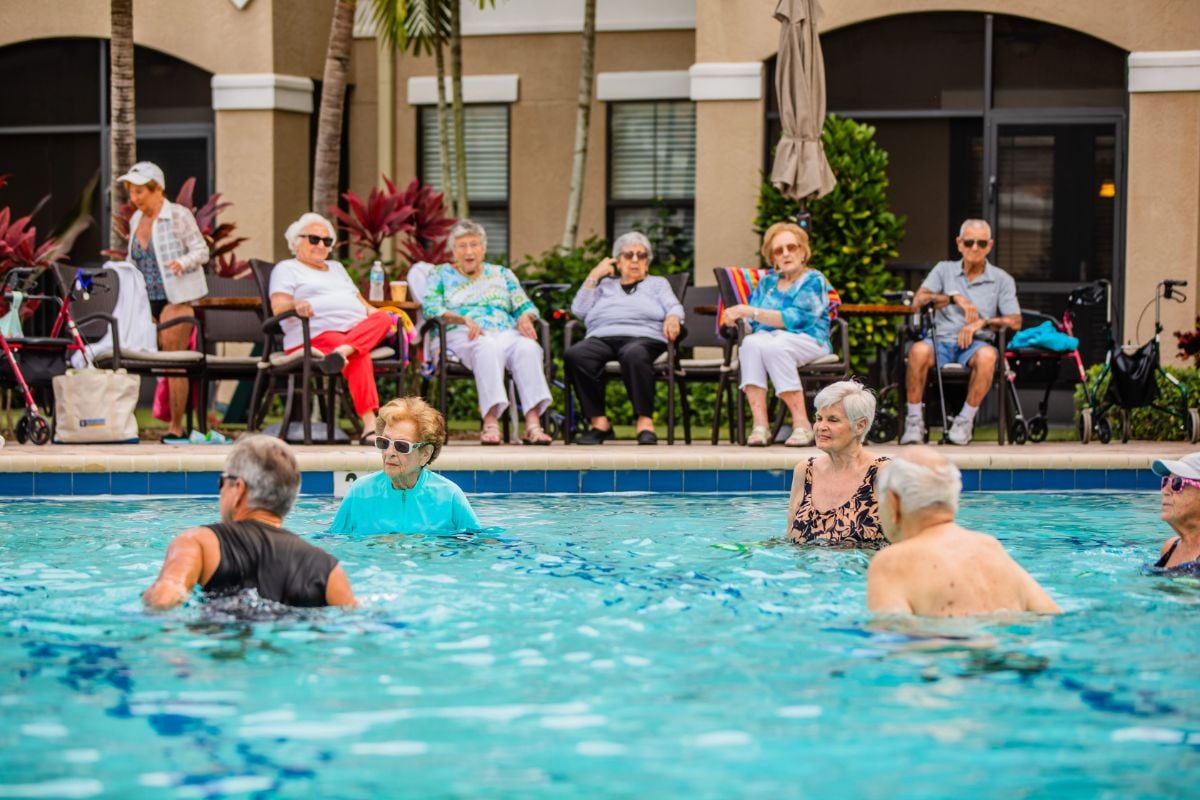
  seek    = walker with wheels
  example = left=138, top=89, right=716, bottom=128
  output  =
left=1080, top=278, right=1198, bottom=444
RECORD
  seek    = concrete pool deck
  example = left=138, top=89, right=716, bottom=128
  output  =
left=0, top=438, right=1192, bottom=496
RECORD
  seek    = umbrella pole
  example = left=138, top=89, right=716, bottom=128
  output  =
left=795, top=197, right=812, bottom=234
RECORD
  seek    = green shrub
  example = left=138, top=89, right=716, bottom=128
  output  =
left=1073, top=362, right=1200, bottom=440
left=755, top=114, right=906, bottom=376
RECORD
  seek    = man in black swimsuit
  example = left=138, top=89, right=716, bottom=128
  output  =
left=1151, top=453, right=1200, bottom=571
left=143, top=435, right=356, bottom=609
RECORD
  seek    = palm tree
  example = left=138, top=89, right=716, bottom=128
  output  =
left=371, top=0, right=454, bottom=210
left=312, top=0, right=357, bottom=216
left=109, top=0, right=136, bottom=249
left=561, top=0, right=596, bottom=250
left=448, top=0, right=468, bottom=218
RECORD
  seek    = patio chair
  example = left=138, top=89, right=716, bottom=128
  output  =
left=675, top=283, right=739, bottom=444
left=713, top=266, right=850, bottom=444
left=51, top=263, right=208, bottom=434
left=247, top=259, right=405, bottom=444
left=562, top=272, right=690, bottom=444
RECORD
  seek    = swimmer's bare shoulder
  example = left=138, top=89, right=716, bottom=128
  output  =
left=970, top=528, right=1062, bottom=615
left=142, top=526, right=221, bottom=610
left=866, top=543, right=914, bottom=613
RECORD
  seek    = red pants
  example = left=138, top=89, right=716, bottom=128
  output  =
left=288, top=312, right=395, bottom=416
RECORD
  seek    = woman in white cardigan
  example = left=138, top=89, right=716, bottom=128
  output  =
left=119, top=161, right=209, bottom=438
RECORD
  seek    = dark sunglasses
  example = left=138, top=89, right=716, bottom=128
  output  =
left=619, top=251, right=649, bottom=262
left=960, top=238, right=990, bottom=249
left=304, top=234, right=334, bottom=247
left=218, top=473, right=240, bottom=491
left=374, top=436, right=428, bottom=454
left=1161, top=475, right=1200, bottom=493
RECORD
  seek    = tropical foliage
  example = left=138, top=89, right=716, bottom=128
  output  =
left=333, top=176, right=455, bottom=281
left=756, top=114, right=907, bottom=377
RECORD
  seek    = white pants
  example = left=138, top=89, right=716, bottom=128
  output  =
left=446, top=328, right=552, bottom=418
left=738, top=329, right=830, bottom=394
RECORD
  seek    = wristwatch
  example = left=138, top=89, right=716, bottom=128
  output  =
left=946, top=291, right=960, bottom=305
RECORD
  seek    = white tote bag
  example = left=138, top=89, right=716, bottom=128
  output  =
left=52, top=368, right=140, bottom=444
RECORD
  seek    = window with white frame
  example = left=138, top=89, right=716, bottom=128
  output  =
left=607, top=101, right=695, bottom=262
left=418, top=104, right=510, bottom=259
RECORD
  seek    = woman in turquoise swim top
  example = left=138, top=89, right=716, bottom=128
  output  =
left=330, top=396, right=480, bottom=535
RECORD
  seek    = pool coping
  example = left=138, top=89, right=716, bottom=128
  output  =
left=0, top=440, right=1187, bottom=496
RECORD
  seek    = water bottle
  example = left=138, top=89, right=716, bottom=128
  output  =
left=369, top=260, right=385, bottom=302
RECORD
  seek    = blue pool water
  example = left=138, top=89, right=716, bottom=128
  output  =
left=0, top=491, right=1197, bottom=798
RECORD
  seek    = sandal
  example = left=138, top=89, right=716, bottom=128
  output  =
left=785, top=427, right=815, bottom=447
left=521, top=424, right=553, bottom=446
left=480, top=421, right=502, bottom=446
left=746, top=425, right=770, bottom=447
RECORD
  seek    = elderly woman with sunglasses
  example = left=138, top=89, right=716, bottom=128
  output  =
left=1150, top=453, right=1200, bottom=573
left=722, top=221, right=837, bottom=447
left=564, top=232, right=684, bottom=445
left=269, top=212, right=398, bottom=444
left=423, top=219, right=553, bottom=445
left=330, top=396, right=479, bottom=535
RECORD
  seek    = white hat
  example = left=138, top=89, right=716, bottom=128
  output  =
left=1151, top=452, right=1200, bottom=479
left=116, top=161, right=165, bottom=190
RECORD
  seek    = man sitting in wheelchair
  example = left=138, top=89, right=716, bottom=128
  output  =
left=901, top=219, right=1022, bottom=445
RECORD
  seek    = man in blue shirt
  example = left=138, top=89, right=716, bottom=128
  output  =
left=901, top=220, right=1021, bottom=445
left=331, top=397, right=480, bottom=534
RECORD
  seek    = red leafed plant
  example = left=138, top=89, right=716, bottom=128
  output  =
left=104, top=177, right=250, bottom=277
left=1175, top=318, right=1200, bottom=365
left=331, top=176, right=453, bottom=276
left=0, top=176, right=60, bottom=271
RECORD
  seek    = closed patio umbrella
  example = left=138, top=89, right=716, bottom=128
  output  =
left=770, top=0, right=836, bottom=217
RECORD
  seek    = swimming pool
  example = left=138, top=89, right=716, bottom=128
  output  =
left=0, top=491, right=1196, bottom=798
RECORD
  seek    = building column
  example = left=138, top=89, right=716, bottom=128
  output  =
left=211, top=73, right=314, bottom=262
left=1125, top=52, right=1200, bottom=362
left=690, top=62, right=764, bottom=285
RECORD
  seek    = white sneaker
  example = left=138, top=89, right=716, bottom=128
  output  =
left=948, top=415, right=974, bottom=445
left=899, top=414, right=925, bottom=445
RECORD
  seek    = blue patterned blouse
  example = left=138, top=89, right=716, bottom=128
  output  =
left=747, top=268, right=834, bottom=345
left=423, top=263, right=538, bottom=332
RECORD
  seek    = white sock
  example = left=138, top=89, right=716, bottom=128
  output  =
left=959, top=403, right=979, bottom=422
left=907, top=403, right=923, bottom=419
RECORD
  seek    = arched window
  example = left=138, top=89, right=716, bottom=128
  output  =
left=0, top=38, right=214, bottom=261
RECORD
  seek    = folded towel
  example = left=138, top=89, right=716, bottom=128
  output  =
left=1008, top=320, right=1078, bottom=352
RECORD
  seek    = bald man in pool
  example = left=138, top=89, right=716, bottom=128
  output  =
left=866, top=446, right=1061, bottom=617
left=143, top=435, right=356, bottom=610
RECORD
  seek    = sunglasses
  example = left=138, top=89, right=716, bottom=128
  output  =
left=960, top=239, right=990, bottom=249
left=374, top=436, right=428, bottom=454
left=218, top=473, right=240, bottom=491
left=619, top=251, right=649, bottom=262
left=303, top=234, right=334, bottom=247
left=1161, top=475, right=1200, bottom=493
left=772, top=242, right=803, bottom=257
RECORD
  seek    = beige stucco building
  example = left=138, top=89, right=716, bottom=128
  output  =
left=2, top=0, right=1198, bottom=357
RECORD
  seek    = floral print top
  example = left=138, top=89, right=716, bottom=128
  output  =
left=747, top=268, right=835, bottom=345
left=790, top=456, right=889, bottom=547
left=423, top=262, right=538, bottom=332
left=129, top=235, right=166, bottom=301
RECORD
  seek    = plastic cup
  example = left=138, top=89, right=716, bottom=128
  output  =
left=389, top=281, right=408, bottom=302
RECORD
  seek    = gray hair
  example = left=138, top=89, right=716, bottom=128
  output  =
left=611, top=231, right=653, bottom=263
left=814, top=381, right=877, bottom=443
left=223, top=435, right=301, bottom=517
left=284, top=212, right=337, bottom=255
left=959, top=218, right=992, bottom=239
left=448, top=219, right=488, bottom=253
left=876, top=454, right=961, bottom=515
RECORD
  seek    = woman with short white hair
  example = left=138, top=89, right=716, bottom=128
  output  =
left=268, top=211, right=399, bottom=444
left=786, top=380, right=889, bottom=546
left=423, top=219, right=553, bottom=445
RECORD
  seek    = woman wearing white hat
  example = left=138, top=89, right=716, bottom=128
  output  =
left=1151, top=453, right=1200, bottom=572
left=118, top=161, right=210, bottom=439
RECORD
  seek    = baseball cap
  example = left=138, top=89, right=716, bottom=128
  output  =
left=116, top=161, right=165, bottom=190
left=1151, top=452, right=1200, bottom=479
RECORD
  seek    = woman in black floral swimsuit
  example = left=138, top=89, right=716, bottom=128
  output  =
left=787, top=381, right=888, bottom=547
